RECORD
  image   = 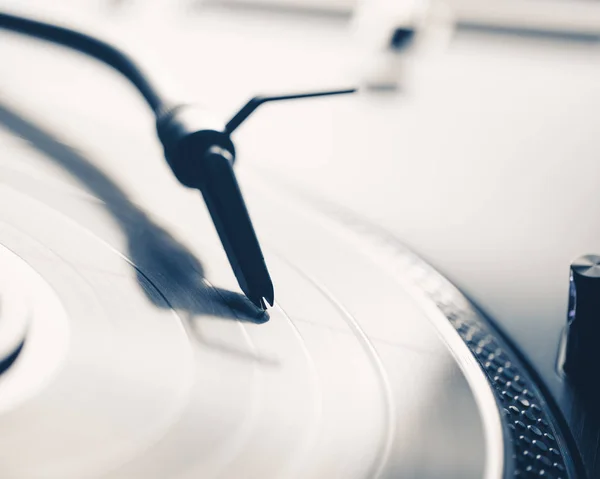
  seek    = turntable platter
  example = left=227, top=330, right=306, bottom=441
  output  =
left=0, top=102, right=496, bottom=478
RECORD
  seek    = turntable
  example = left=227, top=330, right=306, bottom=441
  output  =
left=0, top=5, right=599, bottom=479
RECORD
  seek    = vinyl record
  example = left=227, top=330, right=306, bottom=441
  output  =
left=0, top=102, right=496, bottom=479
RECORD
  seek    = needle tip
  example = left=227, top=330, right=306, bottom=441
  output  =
left=260, top=296, right=273, bottom=310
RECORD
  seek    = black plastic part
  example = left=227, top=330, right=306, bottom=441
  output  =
left=564, top=255, right=600, bottom=399
left=156, top=107, right=273, bottom=309
left=156, top=105, right=235, bottom=188
left=199, top=147, right=274, bottom=309
left=389, top=27, right=416, bottom=51
left=0, top=11, right=167, bottom=114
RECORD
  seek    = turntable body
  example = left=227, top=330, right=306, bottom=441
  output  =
left=1, top=4, right=599, bottom=478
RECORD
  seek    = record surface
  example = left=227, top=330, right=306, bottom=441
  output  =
left=0, top=101, right=499, bottom=478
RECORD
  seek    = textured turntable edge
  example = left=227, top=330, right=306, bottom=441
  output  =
left=249, top=171, right=585, bottom=479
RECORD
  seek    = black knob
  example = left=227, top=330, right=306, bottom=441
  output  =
left=563, top=255, right=600, bottom=390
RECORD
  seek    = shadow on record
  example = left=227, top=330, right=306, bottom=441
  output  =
left=0, top=102, right=269, bottom=355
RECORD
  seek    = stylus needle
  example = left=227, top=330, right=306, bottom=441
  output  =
left=199, top=146, right=274, bottom=310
